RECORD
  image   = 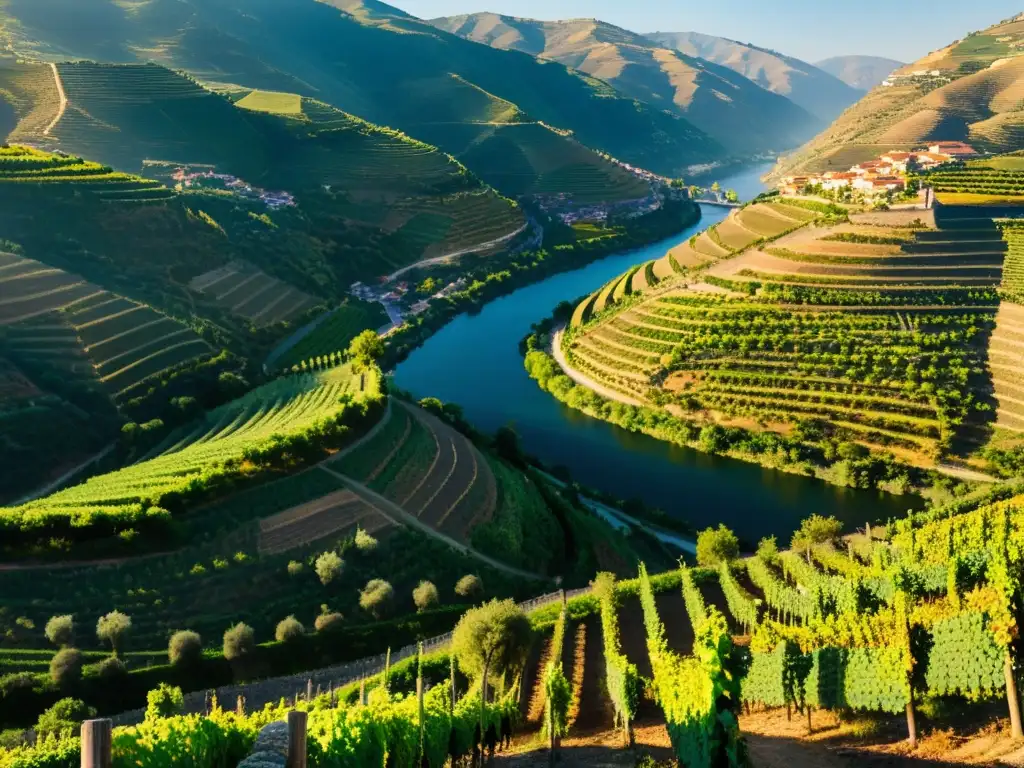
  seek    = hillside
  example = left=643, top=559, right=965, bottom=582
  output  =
left=815, top=55, right=903, bottom=90
left=543, top=195, right=1024, bottom=485
left=776, top=14, right=1024, bottom=176
left=0, top=0, right=725, bottom=176
left=430, top=13, right=822, bottom=154
left=645, top=31, right=861, bottom=123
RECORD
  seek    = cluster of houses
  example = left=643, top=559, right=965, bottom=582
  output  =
left=778, top=142, right=979, bottom=198
left=171, top=168, right=296, bottom=209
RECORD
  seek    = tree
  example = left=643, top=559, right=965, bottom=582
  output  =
left=96, top=611, right=131, bottom=657
left=49, top=648, right=83, bottom=687
left=315, top=551, right=344, bottom=585
left=354, top=528, right=378, bottom=553
left=145, top=684, right=184, bottom=721
left=223, top=623, right=256, bottom=661
left=756, top=536, right=780, bottom=566
left=725, top=189, right=739, bottom=203
left=315, top=608, right=344, bottom=634
left=275, top=616, right=305, bottom=643
left=711, top=181, right=721, bottom=194
left=359, top=579, right=395, bottom=619
left=413, top=581, right=440, bottom=612
left=791, top=514, right=843, bottom=562
left=218, top=371, right=248, bottom=398
left=696, top=524, right=740, bottom=567
left=287, top=560, right=304, bottom=577
left=494, top=425, right=525, bottom=467
left=169, top=630, right=203, bottom=667
left=347, top=330, right=384, bottom=369
left=94, top=656, right=126, bottom=680
left=35, top=698, right=95, bottom=738
left=452, top=600, right=532, bottom=712
left=455, top=574, right=484, bottom=600
left=45, top=615, right=74, bottom=648
left=698, top=424, right=728, bottom=454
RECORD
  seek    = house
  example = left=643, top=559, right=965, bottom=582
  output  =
left=928, top=142, right=978, bottom=158
left=853, top=176, right=906, bottom=195
left=851, top=160, right=885, bottom=176
left=821, top=172, right=857, bottom=190
left=915, top=152, right=952, bottom=169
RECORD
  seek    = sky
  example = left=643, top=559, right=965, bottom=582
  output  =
left=388, top=0, right=1022, bottom=63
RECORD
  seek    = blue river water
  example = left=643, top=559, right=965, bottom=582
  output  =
left=394, top=163, right=920, bottom=543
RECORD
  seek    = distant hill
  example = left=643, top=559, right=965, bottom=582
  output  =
left=776, top=14, right=1024, bottom=176
left=815, top=55, right=903, bottom=90
left=430, top=13, right=822, bottom=154
left=0, top=0, right=724, bottom=176
left=645, top=31, right=861, bottom=123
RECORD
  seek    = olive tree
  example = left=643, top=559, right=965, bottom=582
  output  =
left=791, top=514, right=843, bottom=562
left=412, top=580, right=439, bottom=613
left=45, top=615, right=74, bottom=648
left=359, top=579, right=394, bottom=619
left=96, top=611, right=131, bottom=657
left=275, top=616, right=305, bottom=643
left=49, top=648, right=83, bottom=687
left=315, top=552, right=344, bottom=586
left=169, top=630, right=203, bottom=667
left=451, top=599, right=532, bottom=717
left=455, top=574, right=483, bottom=600
left=223, top=623, right=256, bottom=662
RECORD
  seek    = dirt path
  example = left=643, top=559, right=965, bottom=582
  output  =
left=43, top=63, right=67, bottom=136
left=551, top=328, right=646, bottom=407
left=384, top=221, right=529, bottom=282
left=10, top=442, right=116, bottom=505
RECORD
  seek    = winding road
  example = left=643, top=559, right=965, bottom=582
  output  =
left=43, top=63, right=67, bottom=136
left=551, top=327, right=646, bottom=407
left=384, top=221, right=530, bottom=283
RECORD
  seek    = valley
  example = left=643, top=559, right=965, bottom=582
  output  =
left=3, top=3, right=1024, bottom=767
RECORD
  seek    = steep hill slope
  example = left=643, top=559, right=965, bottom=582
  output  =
left=430, top=13, right=821, bottom=154
left=815, top=55, right=903, bottom=91
left=645, top=31, right=861, bottom=123
left=777, top=14, right=1024, bottom=176
left=0, top=0, right=724, bottom=175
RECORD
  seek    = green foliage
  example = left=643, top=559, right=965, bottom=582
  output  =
left=222, top=623, right=255, bottom=662
left=791, top=515, right=842, bottom=560
left=696, top=525, right=740, bottom=568
left=144, top=684, right=184, bottom=721
left=274, top=616, right=305, bottom=643
left=347, top=330, right=385, bottom=371
left=43, top=617, right=74, bottom=650
left=96, top=611, right=131, bottom=657
left=315, top=552, right=344, bottom=586
left=35, top=698, right=95, bottom=740
left=48, top=650, right=82, bottom=687
left=638, top=564, right=747, bottom=767
left=741, top=641, right=807, bottom=709
left=592, top=573, right=640, bottom=734
left=412, top=581, right=439, bottom=613
left=314, top=611, right=345, bottom=634
left=354, top=528, right=379, bottom=553
left=455, top=574, right=484, bottom=599
left=926, top=612, right=1004, bottom=697
left=168, top=631, right=202, bottom=667
left=681, top=565, right=708, bottom=629
left=717, top=564, right=760, bottom=632
left=360, top=579, right=395, bottom=620
left=451, top=599, right=532, bottom=683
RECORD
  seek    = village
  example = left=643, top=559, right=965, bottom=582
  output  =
left=777, top=141, right=979, bottom=201
left=170, top=168, right=297, bottom=209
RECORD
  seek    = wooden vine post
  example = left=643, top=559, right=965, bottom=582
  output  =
left=417, top=642, right=425, bottom=764
left=81, top=719, right=112, bottom=768
left=450, top=654, right=457, bottom=715
left=384, top=647, right=392, bottom=693
left=994, top=505, right=1024, bottom=739
left=286, top=710, right=307, bottom=768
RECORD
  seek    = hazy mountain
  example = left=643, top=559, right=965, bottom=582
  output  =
left=431, top=13, right=823, bottom=154
left=0, top=0, right=722, bottom=175
left=645, top=31, right=861, bottom=123
left=815, top=55, right=903, bottom=90
left=777, top=13, right=1024, bottom=176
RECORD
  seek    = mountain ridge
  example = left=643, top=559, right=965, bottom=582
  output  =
left=430, top=12, right=824, bottom=155
left=815, top=55, right=903, bottom=90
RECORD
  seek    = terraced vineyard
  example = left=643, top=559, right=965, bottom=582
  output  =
left=0, top=60, right=62, bottom=142
left=560, top=201, right=1011, bottom=469
left=189, top=261, right=323, bottom=327
left=414, top=122, right=652, bottom=204
left=274, top=302, right=391, bottom=370
left=0, top=364, right=380, bottom=545
left=919, top=165, right=1024, bottom=206
left=0, top=251, right=102, bottom=325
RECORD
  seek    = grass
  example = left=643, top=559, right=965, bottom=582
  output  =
left=235, top=89, right=303, bottom=116
left=936, top=192, right=1024, bottom=206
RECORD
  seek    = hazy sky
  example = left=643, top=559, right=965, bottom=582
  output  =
left=389, top=0, right=1021, bottom=63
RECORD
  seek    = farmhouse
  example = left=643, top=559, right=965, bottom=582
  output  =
left=853, top=175, right=906, bottom=193
left=928, top=141, right=978, bottom=158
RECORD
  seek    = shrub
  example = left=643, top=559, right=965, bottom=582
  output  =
left=315, top=551, right=344, bottom=585
left=96, top=611, right=131, bottom=657
left=44, top=615, right=74, bottom=648
left=315, top=610, right=344, bottom=634
left=696, top=525, right=740, bottom=567
left=223, top=623, right=256, bottom=661
left=455, top=574, right=483, bottom=599
left=35, top=698, right=95, bottom=738
left=413, top=581, right=440, bottom=612
left=275, top=616, right=305, bottom=643
left=791, top=514, right=843, bottom=559
left=50, top=648, right=83, bottom=687
left=354, top=528, right=378, bottom=553
left=287, top=560, right=304, bottom=577
left=145, top=684, right=184, bottom=721
left=94, top=656, right=126, bottom=679
left=359, top=579, right=395, bottom=619
left=756, top=536, right=780, bottom=565
left=169, top=630, right=203, bottom=667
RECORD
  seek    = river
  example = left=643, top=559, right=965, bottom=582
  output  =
left=394, top=163, right=921, bottom=543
